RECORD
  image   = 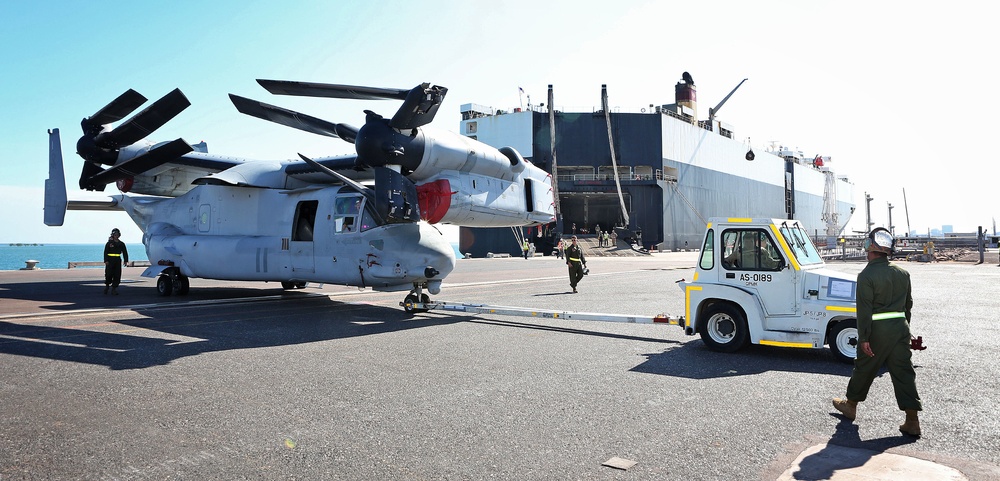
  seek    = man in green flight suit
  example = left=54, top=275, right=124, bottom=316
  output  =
left=832, top=228, right=922, bottom=437
left=103, top=227, right=129, bottom=295
left=565, top=235, right=586, bottom=294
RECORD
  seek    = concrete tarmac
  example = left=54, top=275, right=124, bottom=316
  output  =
left=1, top=254, right=998, bottom=480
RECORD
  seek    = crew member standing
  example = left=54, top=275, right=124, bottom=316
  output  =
left=104, top=228, right=129, bottom=295
left=565, top=235, right=586, bottom=294
left=832, top=228, right=922, bottom=436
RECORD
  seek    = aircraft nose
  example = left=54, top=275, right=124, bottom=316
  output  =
left=417, top=223, right=456, bottom=279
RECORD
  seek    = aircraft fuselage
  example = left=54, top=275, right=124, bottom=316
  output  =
left=126, top=184, right=456, bottom=292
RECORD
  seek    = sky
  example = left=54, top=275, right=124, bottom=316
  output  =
left=2, top=0, right=998, bottom=244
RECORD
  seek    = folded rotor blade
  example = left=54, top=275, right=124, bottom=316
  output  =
left=95, top=88, right=190, bottom=149
left=285, top=156, right=362, bottom=176
left=85, top=138, right=193, bottom=187
left=297, top=154, right=378, bottom=221
left=86, top=89, right=148, bottom=128
left=257, top=79, right=411, bottom=100
left=389, top=83, right=447, bottom=130
left=229, top=94, right=358, bottom=143
left=374, top=166, right=420, bottom=224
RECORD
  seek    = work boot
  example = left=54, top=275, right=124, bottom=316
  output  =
left=899, top=409, right=921, bottom=437
left=832, top=398, right=858, bottom=421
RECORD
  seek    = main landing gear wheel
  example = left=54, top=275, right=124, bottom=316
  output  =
left=699, top=303, right=750, bottom=353
left=157, top=272, right=189, bottom=296
left=829, top=319, right=859, bottom=364
left=172, top=275, right=190, bottom=296
left=156, top=275, right=173, bottom=296
left=281, top=281, right=307, bottom=290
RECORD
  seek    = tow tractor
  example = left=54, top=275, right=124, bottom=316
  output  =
left=401, top=217, right=859, bottom=363
left=677, top=217, right=859, bottom=363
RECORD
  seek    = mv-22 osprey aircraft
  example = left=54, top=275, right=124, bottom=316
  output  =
left=45, top=80, right=555, bottom=311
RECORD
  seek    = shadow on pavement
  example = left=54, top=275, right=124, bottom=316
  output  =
left=631, top=340, right=855, bottom=379
left=789, top=417, right=918, bottom=480
left=0, top=295, right=475, bottom=370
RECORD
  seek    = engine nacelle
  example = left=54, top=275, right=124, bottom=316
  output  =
left=407, top=126, right=554, bottom=227
left=415, top=169, right=554, bottom=227
left=408, top=126, right=526, bottom=183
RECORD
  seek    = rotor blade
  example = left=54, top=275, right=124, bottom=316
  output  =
left=229, top=94, right=358, bottom=143
left=297, top=153, right=374, bottom=197
left=374, top=167, right=421, bottom=224
left=85, top=138, right=194, bottom=187
left=86, top=89, right=148, bottom=127
left=257, top=79, right=411, bottom=100
left=79, top=161, right=108, bottom=191
left=389, top=84, right=448, bottom=130
left=95, top=88, right=190, bottom=149
left=285, top=156, right=362, bottom=176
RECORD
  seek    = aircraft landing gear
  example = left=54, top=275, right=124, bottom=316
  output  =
left=156, top=268, right=189, bottom=296
left=402, top=283, right=431, bottom=315
left=281, top=281, right=307, bottom=290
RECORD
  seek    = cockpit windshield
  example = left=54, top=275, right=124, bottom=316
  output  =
left=334, top=195, right=382, bottom=233
left=778, top=222, right=823, bottom=265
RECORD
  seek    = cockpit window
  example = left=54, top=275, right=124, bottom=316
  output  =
left=334, top=195, right=362, bottom=233
left=335, top=196, right=361, bottom=216
left=359, top=208, right=377, bottom=232
left=334, top=195, right=382, bottom=234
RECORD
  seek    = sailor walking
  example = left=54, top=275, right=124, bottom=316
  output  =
left=103, top=228, right=129, bottom=295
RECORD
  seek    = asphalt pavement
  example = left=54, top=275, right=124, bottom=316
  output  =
left=1, top=254, right=998, bottom=480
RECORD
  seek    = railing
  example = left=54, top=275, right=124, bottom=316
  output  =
left=819, top=246, right=866, bottom=261
left=68, top=260, right=152, bottom=269
left=556, top=173, right=676, bottom=182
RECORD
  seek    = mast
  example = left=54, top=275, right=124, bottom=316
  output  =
left=902, top=187, right=911, bottom=236
left=602, top=84, right=629, bottom=228
left=548, top=85, right=562, bottom=232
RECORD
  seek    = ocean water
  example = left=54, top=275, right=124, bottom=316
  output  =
left=0, top=244, right=148, bottom=271
left=1, top=243, right=463, bottom=271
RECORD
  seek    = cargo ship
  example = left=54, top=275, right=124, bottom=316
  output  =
left=456, top=73, right=856, bottom=257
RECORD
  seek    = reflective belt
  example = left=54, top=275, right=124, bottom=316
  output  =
left=107, top=253, right=121, bottom=257
left=569, top=257, right=581, bottom=262
left=872, top=311, right=906, bottom=320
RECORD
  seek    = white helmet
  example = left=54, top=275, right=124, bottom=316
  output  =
left=864, top=227, right=894, bottom=254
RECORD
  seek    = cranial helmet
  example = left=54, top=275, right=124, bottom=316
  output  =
left=863, top=227, right=894, bottom=254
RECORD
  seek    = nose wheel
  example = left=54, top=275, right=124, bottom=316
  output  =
left=402, top=284, right=431, bottom=314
